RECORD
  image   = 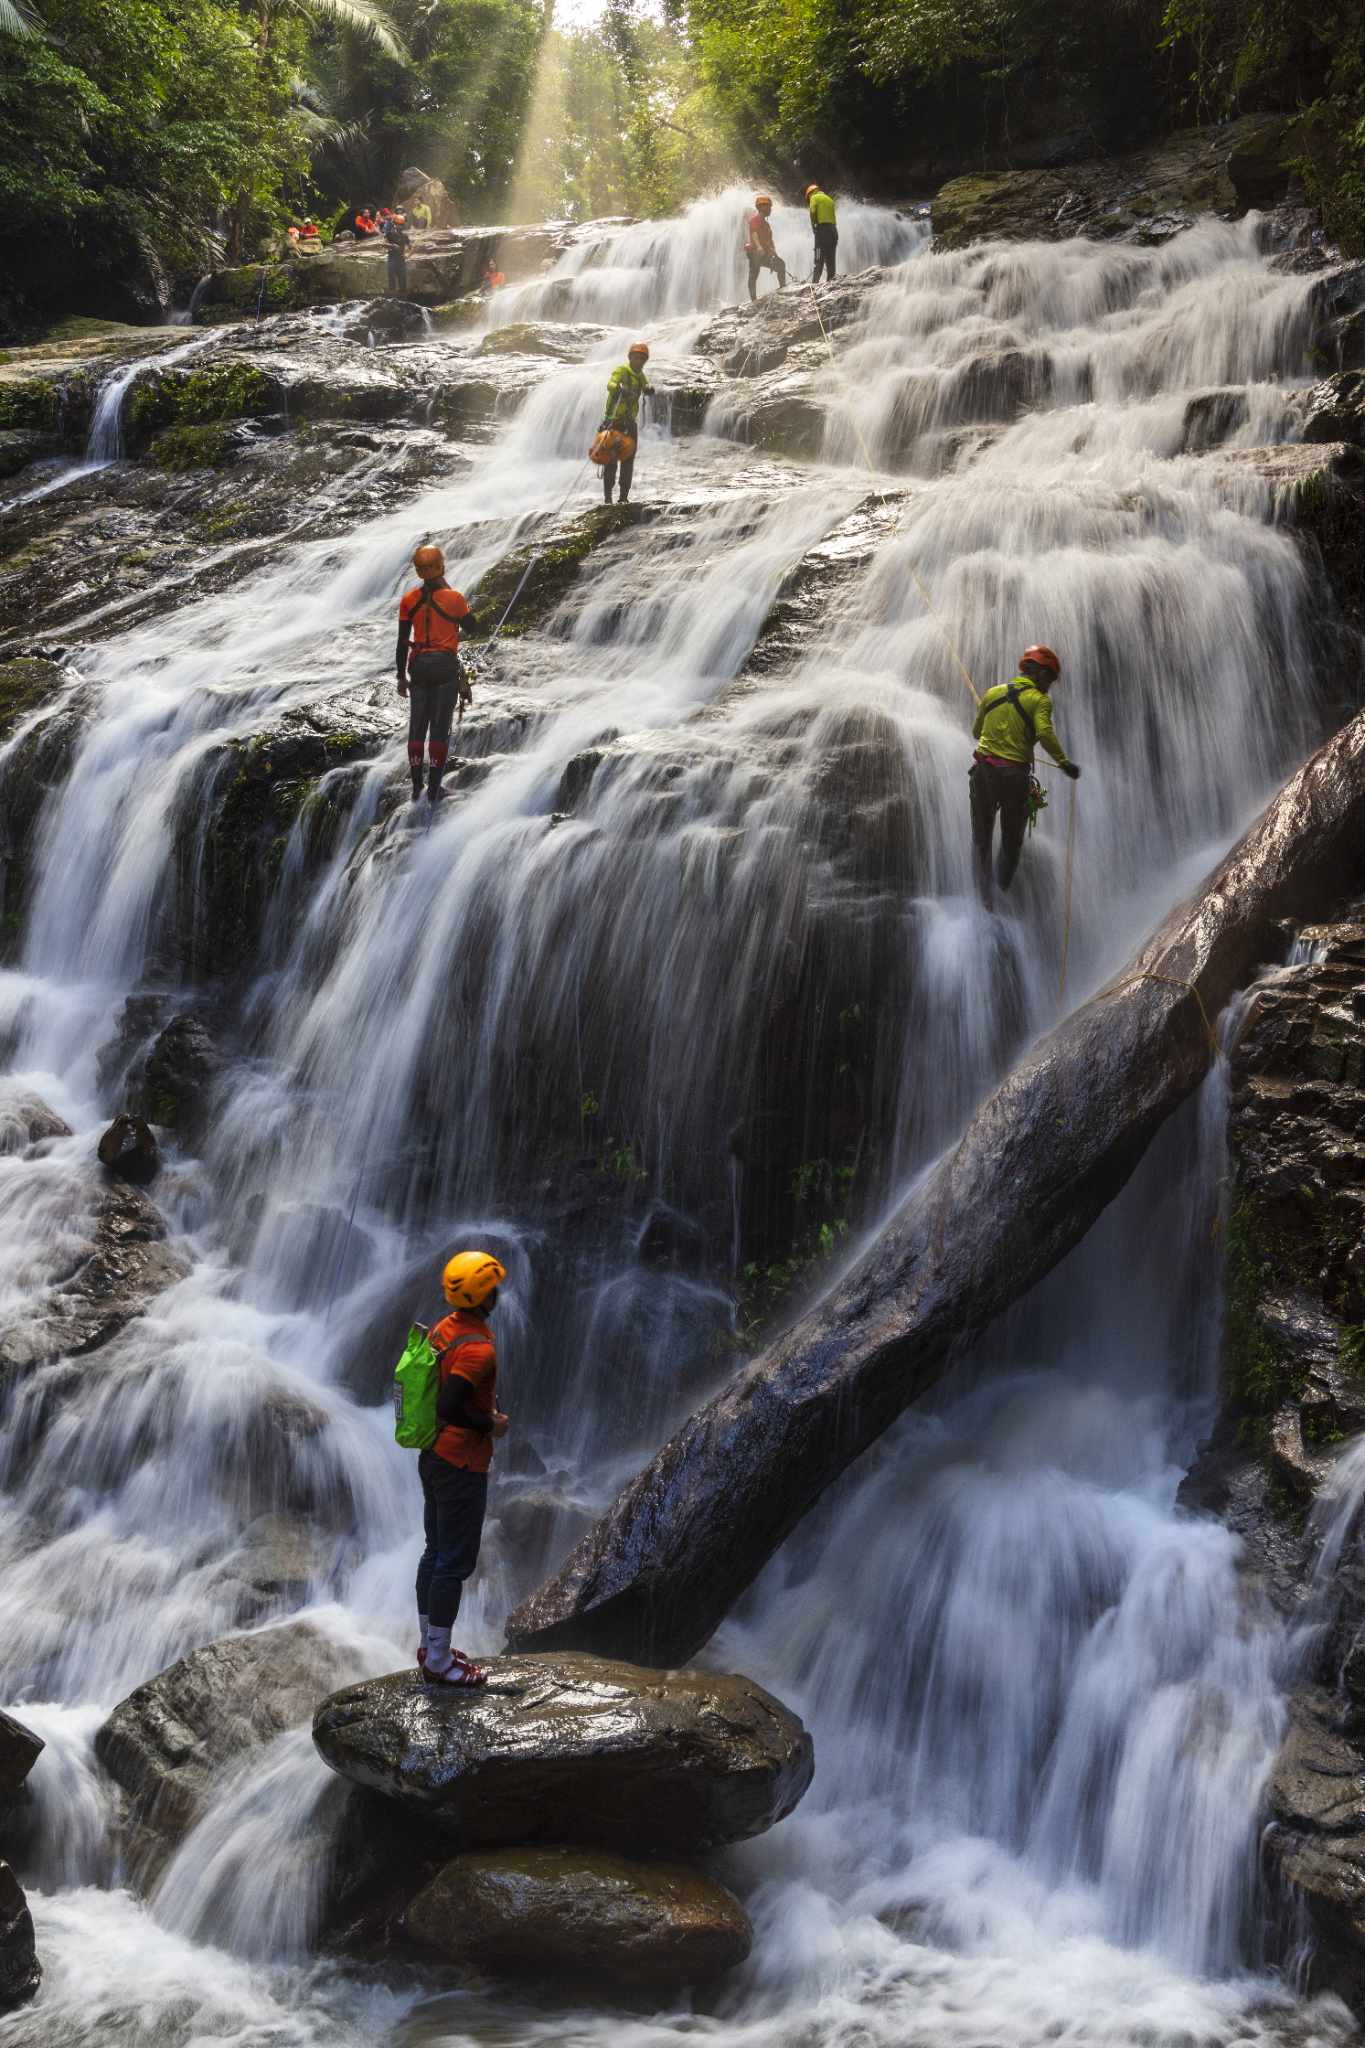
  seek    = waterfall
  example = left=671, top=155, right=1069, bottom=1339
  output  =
left=0, top=185, right=1357, bottom=2045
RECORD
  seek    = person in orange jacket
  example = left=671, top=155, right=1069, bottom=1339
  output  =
left=413, top=1251, right=509, bottom=1687
left=743, top=194, right=787, bottom=301
left=395, top=543, right=482, bottom=801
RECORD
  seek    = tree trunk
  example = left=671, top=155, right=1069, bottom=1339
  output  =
left=507, top=711, right=1365, bottom=1668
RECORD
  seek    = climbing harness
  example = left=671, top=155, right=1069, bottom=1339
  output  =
left=1026, top=775, right=1049, bottom=834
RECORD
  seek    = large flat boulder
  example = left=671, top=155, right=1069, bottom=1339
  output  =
left=312, top=1653, right=812, bottom=1854
left=95, top=1620, right=364, bottom=1877
left=402, top=1845, right=751, bottom=1990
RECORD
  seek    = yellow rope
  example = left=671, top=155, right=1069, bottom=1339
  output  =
left=1058, top=778, right=1077, bottom=1001
left=803, top=279, right=980, bottom=706
left=1111, top=971, right=1221, bottom=1061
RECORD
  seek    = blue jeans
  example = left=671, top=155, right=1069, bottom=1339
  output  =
left=415, top=1453, right=488, bottom=1627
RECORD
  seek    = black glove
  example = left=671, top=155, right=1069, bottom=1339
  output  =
left=1061, top=761, right=1081, bottom=780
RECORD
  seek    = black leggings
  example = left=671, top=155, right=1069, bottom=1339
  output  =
left=416, top=1452, right=488, bottom=1628
left=407, top=674, right=459, bottom=750
left=603, top=452, right=635, bottom=502
left=812, top=223, right=838, bottom=284
left=969, top=758, right=1031, bottom=900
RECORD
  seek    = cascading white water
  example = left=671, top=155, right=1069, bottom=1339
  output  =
left=0, top=185, right=1358, bottom=2045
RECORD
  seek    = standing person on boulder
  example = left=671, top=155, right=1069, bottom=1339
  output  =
left=969, top=644, right=1080, bottom=906
left=805, top=183, right=838, bottom=284
left=411, top=196, right=432, bottom=231
left=384, top=212, right=410, bottom=296
left=598, top=342, right=652, bottom=505
left=395, top=544, right=480, bottom=802
left=743, top=195, right=787, bottom=301
left=413, top=1251, right=509, bottom=1687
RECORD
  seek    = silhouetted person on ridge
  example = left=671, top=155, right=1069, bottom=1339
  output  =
left=969, top=644, right=1080, bottom=907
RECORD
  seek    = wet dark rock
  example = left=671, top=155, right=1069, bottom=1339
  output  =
left=401, top=1845, right=752, bottom=1990
left=96, top=1620, right=365, bottom=1879
left=340, top=299, right=429, bottom=343
left=0, top=1865, right=39, bottom=2014
left=97, top=1112, right=160, bottom=1186
left=210, top=1513, right=346, bottom=1623
left=0, top=1177, right=189, bottom=1380
left=197, top=225, right=571, bottom=322
left=492, top=1485, right=592, bottom=1589
left=0, top=1088, right=71, bottom=1156
left=0, top=431, right=52, bottom=480
left=510, top=714, right=1365, bottom=1666
left=478, top=321, right=610, bottom=362
left=1304, top=374, right=1365, bottom=449
left=1181, top=389, right=1250, bottom=453
left=932, top=116, right=1299, bottom=251
left=0, top=1712, right=43, bottom=1808
left=1339, top=313, right=1365, bottom=375
left=0, top=656, right=66, bottom=748
left=1268, top=1689, right=1365, bottom=2013
left=313, top=1653, right=813, bottom=1854
left=136, top=1015, right=220, bottom=1148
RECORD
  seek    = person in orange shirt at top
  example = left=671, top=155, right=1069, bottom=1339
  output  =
left=413, top=1251, right=509, bottom=1687
left=395, top=543, right=482, bottom=802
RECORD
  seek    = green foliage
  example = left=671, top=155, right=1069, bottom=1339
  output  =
left=1161, top=0, right=1365, bottom=247
left=150, top=421, right=234, bottom=467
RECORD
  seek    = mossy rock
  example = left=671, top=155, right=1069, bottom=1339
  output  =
left=0, top=657, right=64, bottom=744
left=428, top=299, right=484, bottom=332
left=473, top=507, right=641, bottom=631
left=150, top=423, right=237, bottom=472
left=126, top=363, right=279, bottom=439
left=0, top=379, right=61, bottom=433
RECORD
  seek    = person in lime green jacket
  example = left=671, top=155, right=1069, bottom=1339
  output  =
left=969, top=643, right=1081, bottom=903
left=598, top=341, right=653, bottom=504
left=804, top=183, right=838, bottom=283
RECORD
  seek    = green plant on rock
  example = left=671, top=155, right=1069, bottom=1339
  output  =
left=150, top=422, right=234, bottom=470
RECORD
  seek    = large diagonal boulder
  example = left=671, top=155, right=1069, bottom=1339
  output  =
left=312, top=1653, right=812, bottom=1854
left=508, top=709, right=1365, bottom=1667
left=401, top=1846, right=751, bottom=1990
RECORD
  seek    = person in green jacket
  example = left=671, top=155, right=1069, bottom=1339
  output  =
left=969, top=643, right=1081, bottom=905
left=598, top=341, right=653, bottom=505
left=804, top=183, right=838, bottom=284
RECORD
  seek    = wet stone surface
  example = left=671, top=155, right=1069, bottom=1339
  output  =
left=312, top=1652, right=814, bottom=1854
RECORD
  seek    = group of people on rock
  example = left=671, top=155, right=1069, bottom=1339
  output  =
left=353, top=197, right=433, bottom=238
left=743, top=184, right=839, bottom=299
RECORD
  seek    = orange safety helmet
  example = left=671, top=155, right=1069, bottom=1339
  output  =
left=1020, top=644, right=1061, bottom=677
left=627, top=340, right=650, bottom=359
left=754, top=193, right=773, bottom=209
left=804, top=184, right=820, bottom=198
left=442, top=1250, right=507, bottom=1309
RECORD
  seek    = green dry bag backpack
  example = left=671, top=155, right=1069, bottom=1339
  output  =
left=393, top=1323, right=439, bottom=1450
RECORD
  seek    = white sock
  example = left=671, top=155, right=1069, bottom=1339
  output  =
left=427, top=1625, right=452, bottom=1673
left=418, top=1613, right=430, bottom=1652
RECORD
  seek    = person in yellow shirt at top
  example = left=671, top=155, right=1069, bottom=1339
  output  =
left=969, top=644, right=1081, bottom=906
left=804, top=182, right=838, bottom=283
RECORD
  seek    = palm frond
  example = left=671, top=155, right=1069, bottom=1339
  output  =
left=292, top=0, right=409, bottom=65
left=0, top=0, right=44, bottom=38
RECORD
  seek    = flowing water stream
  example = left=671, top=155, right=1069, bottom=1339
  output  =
left=0, top=189, right=1357, bottom=2045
